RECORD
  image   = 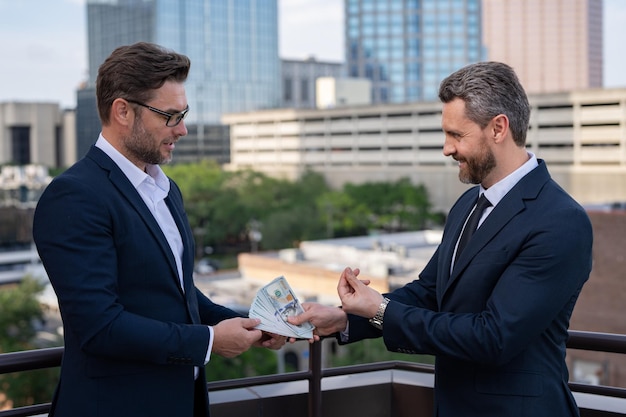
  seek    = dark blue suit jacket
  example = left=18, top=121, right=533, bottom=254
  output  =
left=33, top=146, right=240, bottom=417
left=345, top=160, right=593, bottom=417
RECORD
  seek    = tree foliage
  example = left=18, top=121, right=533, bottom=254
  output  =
left=205, top=347, right=279, bottom=382
left=163, top=163, right=441, bottom=254
left=0, top=278, right=60, bottom=409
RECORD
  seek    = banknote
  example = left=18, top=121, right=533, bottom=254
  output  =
left=249, top=276, right=315, bottom=339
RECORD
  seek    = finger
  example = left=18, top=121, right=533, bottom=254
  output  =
left=262, top=337, right=282, bottom=348
left=242, top=318, right=261, bottom=329
left=286, top=310, right=313, bottom=326
left=337, top=268, right=353, bottom=294
left=344, top=267, right=362, bottom=287
left=249, top=328, right=263, bottom=342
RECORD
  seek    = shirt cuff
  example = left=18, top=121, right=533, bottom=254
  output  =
left=339, top=321, right=350, bottom=343
left=204, top=326, right=214, bottom=364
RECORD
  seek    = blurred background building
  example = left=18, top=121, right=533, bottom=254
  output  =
left=77, top=0, right=281, bottom=161
left=0, top=102, right=75, bottom=168
left=281, top=57, right=344, bottom=109
left=482, top=0, right=603, bottom=94
left=345, top=0, right=483, bottom=104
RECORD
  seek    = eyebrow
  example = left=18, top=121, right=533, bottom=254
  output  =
left=165, top=105, right=189, bottom=113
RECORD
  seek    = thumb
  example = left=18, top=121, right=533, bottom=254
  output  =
left=286, top=310, right=310, bottom=326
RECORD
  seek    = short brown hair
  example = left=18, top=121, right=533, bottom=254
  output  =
left=96, top=42, right=191, bottom=125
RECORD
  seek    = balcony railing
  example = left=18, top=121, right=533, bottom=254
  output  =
left=1, top=330, right=626, bottom=417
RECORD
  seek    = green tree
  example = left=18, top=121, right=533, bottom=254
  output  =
left=258, top=171, right=331, bottom=249
left=261, top=204, right=326, bottom=249
left=317, top=190, right=371, bottom=237
left=163, top=163, right=441, bottom=256
left=205, top=347, right=280, bottom=382
left=342, top=178, right=432, bottom=232
left=0, top=278, right=60, bottom=409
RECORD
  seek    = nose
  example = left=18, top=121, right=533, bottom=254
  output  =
left=442, top=135, right=455, bottom=157
left=173, top=120, right=188, bottom=137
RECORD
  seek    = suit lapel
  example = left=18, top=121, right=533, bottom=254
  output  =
left=436, top=191, right=476, bottom=305
left=442, top=161, right=551, bottom=300
left=87, top=147, right=183, bottom=294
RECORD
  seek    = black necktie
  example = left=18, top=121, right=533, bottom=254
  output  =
left=455, top=194, right=492, bottom=265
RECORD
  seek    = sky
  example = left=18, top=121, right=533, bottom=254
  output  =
left=0, top=0, right=624, bottom=109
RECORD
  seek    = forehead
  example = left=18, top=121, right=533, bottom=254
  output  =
left=441, top=98, right=478, bottom=131
left=149, top=80, right=187, bottom=110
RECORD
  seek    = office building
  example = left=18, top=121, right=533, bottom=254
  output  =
left=222, top=87, right=626, bottom=213
left=316, top=77, right=372, bottom=109
left=483, top=0, right=603, bottom=94
left=281, top=57, right=344, bottom=109
left=0, top=102, right=75, bottom=168
left=345, top=0, right=482, bottom=104
left=78, top=0, right=280, bottom=160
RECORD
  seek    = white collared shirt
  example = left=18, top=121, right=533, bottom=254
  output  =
left=95, top=135, right=185, bottom=290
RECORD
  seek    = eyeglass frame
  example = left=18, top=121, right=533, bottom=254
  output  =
left=126, top=99, right=189, bottom=127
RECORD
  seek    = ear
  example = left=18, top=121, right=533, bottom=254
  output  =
left=491, top=114, right=509, bottom=144
left=110, top=98, right=134, bottom=128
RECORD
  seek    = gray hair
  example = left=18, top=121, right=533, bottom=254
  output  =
left=438, top=62, right=530, bottom=146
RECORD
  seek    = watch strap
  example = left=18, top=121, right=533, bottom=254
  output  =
left=369, top=297, right=390, bottom=330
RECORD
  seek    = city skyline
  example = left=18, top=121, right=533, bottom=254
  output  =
left=0, top=0, right=624, bottom=108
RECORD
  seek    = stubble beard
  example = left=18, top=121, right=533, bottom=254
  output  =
left=458, top=139, right=496, bottom=185
left=125, top=117, right=172, bottom=166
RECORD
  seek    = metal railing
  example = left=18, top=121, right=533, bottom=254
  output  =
left=1, top=330, right=626, bottom=417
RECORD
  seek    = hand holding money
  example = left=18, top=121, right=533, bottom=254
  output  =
left=249, top=276, right=315, bottom=339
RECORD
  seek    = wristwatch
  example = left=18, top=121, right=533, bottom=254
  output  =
left=369, top=297, right=390, bottom=330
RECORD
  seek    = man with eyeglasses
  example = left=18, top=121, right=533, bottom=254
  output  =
left=32, top=42, right=286, bottom=417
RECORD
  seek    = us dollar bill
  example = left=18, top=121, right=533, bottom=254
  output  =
left=249, top=276, right=314, bottom=338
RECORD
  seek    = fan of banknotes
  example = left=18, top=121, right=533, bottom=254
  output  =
left=249, top=276, right=315, bottom=339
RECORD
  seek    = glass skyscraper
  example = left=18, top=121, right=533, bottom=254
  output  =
left=85, top=0, right=280, bottom=124
left=345, top=0, right=482, bottom=104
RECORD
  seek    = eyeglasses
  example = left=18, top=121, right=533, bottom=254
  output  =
left=127, top=100, right=189, bottom=127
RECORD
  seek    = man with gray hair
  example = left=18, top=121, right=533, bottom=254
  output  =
left=290, top=61, right=593, bottom=417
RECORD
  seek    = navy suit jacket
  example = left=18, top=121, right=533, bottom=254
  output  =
left=345, top=160, right=593, bottom=417
left=33, top=146, right=240, bottom=417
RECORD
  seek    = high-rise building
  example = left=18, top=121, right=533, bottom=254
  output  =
left=86, top=0, right=280, bottom=123
left=281, top=57, right=344, bottom=109
left=344, top=0, right=483, bottom=104
left=78, top=0, right=280, bottom=160
left=482, top=0, right=603, bottom=94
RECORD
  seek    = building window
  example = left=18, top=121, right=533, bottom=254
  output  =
left=284, top=78, right=293, bottom=102
left=10, top=126, right=31, bottom=164
left=301, top=78, right=309, bottom=102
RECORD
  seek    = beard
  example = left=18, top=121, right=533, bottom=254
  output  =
left=457, top=138, right=496, bottom=185
left=124, top=116, right=173, bottom=166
